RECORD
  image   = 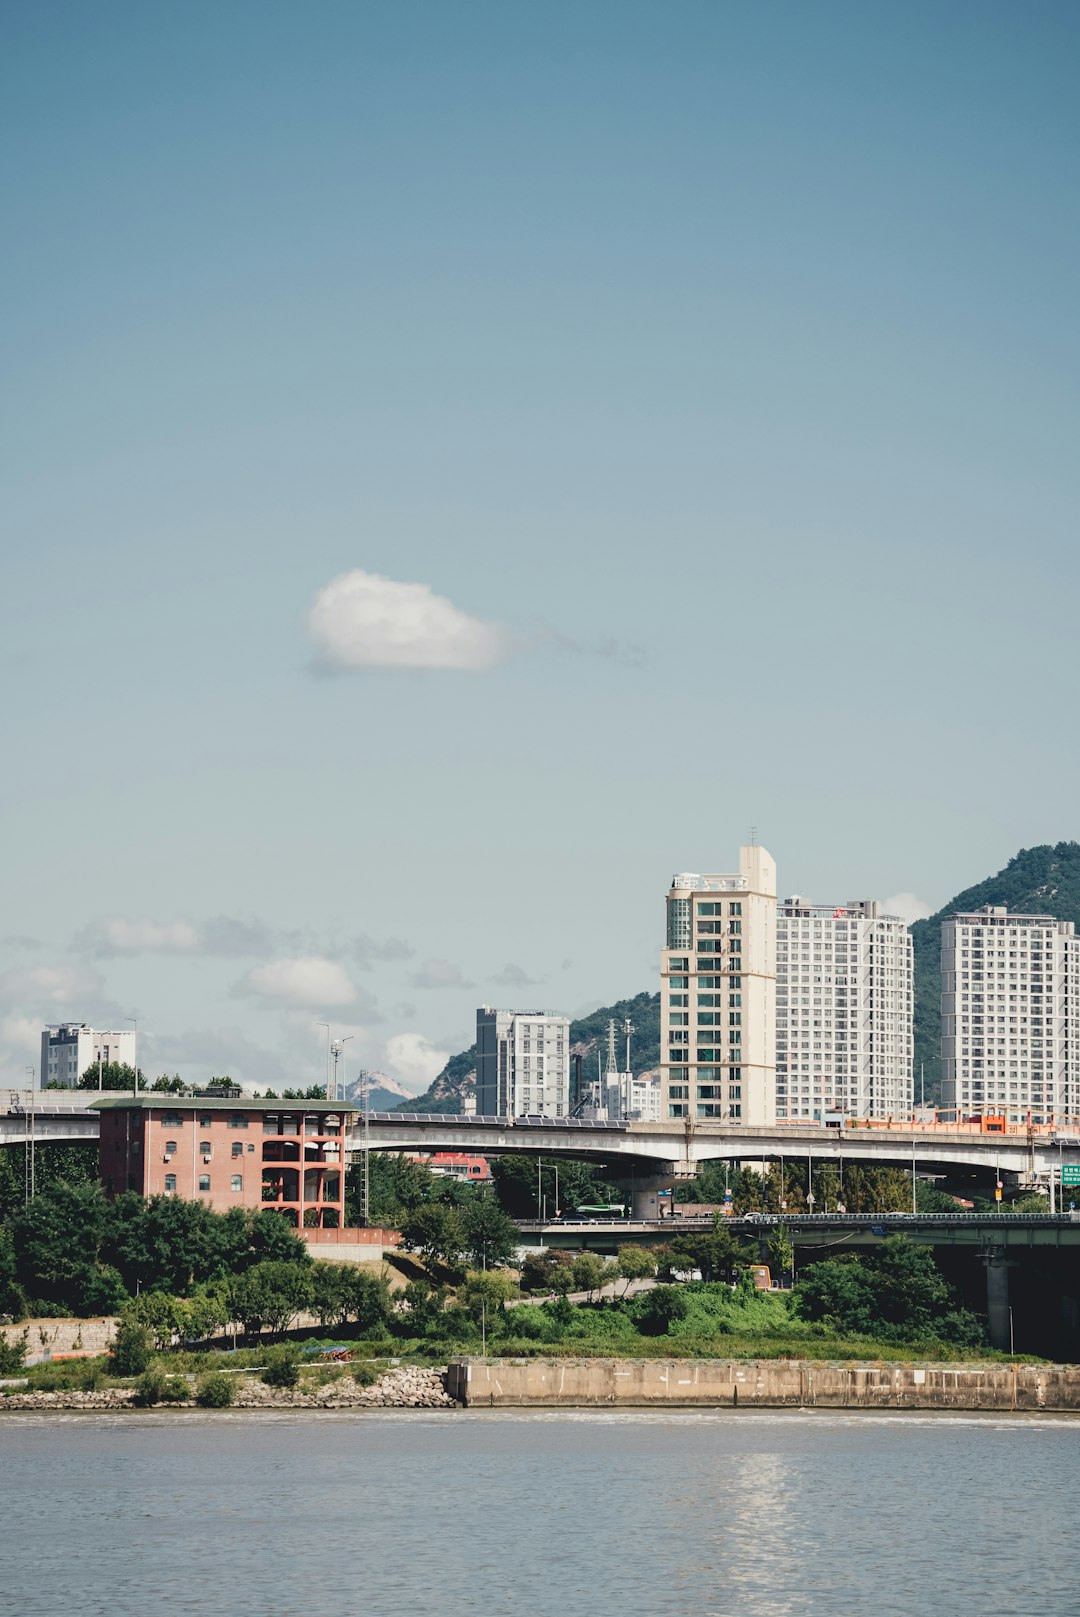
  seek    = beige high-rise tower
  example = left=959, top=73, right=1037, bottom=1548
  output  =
left=660, top=844, right=776, bottom=1125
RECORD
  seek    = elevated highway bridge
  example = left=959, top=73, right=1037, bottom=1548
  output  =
left=3, top=1093, right=1078, bottom=1209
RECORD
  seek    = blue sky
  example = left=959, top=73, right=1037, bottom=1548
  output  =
left=2, top=1, right=1078, bottom=1089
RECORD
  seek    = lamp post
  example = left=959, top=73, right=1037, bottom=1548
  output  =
left=361, top=1068, right=371, bottom=1226
left=330, top=1035, right=353, bottom=1104
left=125, top=1014, right=138, bottom=1097
left=317, top=1022, right=332, bottom=1097
left=25, top=1067, right=36, bottom=1202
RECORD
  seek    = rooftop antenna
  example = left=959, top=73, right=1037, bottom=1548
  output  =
left=748, top=824, right=758, bottom=846
left=623, top=1017, right=634, bottom=1075
left=605, top=1019, right=618, bottom=1076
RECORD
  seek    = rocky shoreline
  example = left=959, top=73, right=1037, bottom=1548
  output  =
left=0, top=1364, right=457, bottom=1412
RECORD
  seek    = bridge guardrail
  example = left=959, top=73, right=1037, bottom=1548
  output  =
left=516, top=1211, right=1080, bottom=1229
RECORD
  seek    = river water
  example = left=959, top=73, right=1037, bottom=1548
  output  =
left=3, top=1408, right=1076, bottom=1616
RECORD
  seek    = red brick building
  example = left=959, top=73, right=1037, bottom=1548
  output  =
left=410, top=1151, right=491, bottom=1183
left=92, top=1096, right=355, bottom=1227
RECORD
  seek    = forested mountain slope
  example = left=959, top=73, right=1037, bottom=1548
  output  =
left=913, top=841, right=1080, bottom=1100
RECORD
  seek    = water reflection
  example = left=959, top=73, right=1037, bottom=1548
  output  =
left=2, top=1410, right=1075, bottom=1617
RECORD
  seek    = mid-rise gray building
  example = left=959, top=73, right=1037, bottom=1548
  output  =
left=475, top=1006, right=570, bottom=1117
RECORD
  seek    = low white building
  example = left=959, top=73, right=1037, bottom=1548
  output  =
left=40, top=1023, right=136, bottom=1088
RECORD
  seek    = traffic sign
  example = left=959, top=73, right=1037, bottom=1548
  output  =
left=1061, top=1165, right=1080, bottom=1186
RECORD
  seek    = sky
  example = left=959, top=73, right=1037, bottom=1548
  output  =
left=2, top=1, right=1078, bottom=1091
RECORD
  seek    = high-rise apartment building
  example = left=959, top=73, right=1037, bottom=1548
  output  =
left=475, top=1007, right=571, bottom=1117
left=40, top=1023, right=136, bottom=1088
left=776, top=899, right=913, bottom=1120
left=941, top=906, right=1080, bottom=1122
left=660, top=845, right=776, bottom=1124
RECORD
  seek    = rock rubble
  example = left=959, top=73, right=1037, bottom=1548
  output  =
left=0, top=1365, right=457, bottom=1412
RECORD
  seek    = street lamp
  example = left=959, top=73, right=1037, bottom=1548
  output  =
left=317, top=1022, right=331, bottom=1096
left=125, top=1014, right=138, bottom=1097
left=330, top=1035, right=353, bottom=1103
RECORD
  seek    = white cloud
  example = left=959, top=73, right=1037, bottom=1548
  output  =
left=77, top=914, right=283, bottom=959
left=77, top=917, right=200, bottom=956
left=492, top=961, right=545, bottom=987
left=307, top=568, right=514, bottom=672
left=409, top=958, right=476, bottom=990
left=384, top=1032, right=450, bottom=1092
left=235, top=957, right=358, bottom=1008
left=200, top=916, right=280, bottom=957
left=0, top=1015, right=45, bottom=1085
left=150, top=1026, right=289, bottom=1088
left=0, top=963, right=105, bottom=1006
left=348, top=932, right=414, bottom=967
left=883, top=892, right=933, bottom=924
left=1, top=1014, right=41, bottom=1054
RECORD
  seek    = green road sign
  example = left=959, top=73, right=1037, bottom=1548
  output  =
left=1061, top=1165, right=1080, bottom=1186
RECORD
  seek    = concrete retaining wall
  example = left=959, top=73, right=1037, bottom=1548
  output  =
left=300, top=1227, right=401, bottom=1264
left=447, top=1356, right=1080, bottom=1412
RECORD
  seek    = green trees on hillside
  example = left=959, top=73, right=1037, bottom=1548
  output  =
left=912, top=841, right=1080, bottom=1100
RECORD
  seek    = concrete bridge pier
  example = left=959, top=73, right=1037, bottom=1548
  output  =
left=615, top=1162, right=695, bottom=1221
left=982, top=1247, right=1011, bottom=1352
left=618, top=1176, right=673, bottom=1220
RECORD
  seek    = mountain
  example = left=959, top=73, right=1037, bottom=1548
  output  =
left=912, top=842, right=1080, bottom=1101
left=394, top=990, right=662, bottom=1113
left=341, top=1071, right=423, bottom=1111
left=394, top=843, right=1080, bottom=1116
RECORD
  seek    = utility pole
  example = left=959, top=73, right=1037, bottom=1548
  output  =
left=359, top=1068, right=371, bottom=1226
left=330, top=1036, right=353, bottom=1104
left=25, top=1067, right=36, bottom=1203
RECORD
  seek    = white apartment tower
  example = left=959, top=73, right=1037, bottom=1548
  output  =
left=941, top=906, right=1080, bottom=1122
left=40, top=1023, right=136, bottom=1089
left=475, top=1007, right=571, bottom=1117
left=776, top=899, right=913, bottom=1120
left=660, top=845, right=776, bottom=1124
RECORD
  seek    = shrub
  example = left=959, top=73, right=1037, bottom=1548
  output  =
left=112, top=1317, right=152, bottom=1377
left=161, top=1375, right=190, bottom=1403
left=135, top=1365, right=167, bottom=1406
left=196, top=1371, right=235, bottom=1408
left=262, top=1345, right=302, bottom=1389
left=636, top=1285, right=691, bottom=1336
left=0, top=1331, right=28, bottom=1375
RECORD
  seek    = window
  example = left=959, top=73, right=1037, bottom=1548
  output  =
left=161, top=1113, right=184, bottom=1128
left=198, top=1174, right=211, bottom=1192
left=164, top=1139, right=178, bottom=1156
left=232, top=1141, right=244, bottom=1157
left=231, top=1174, right=243, bottom=1192
left=199, top=1115, right=213, bottom=1129
left=199, top=1140, right=211, bottom=1156
left=228, top=1114, right=248, bottom=1129
left=164, top=1174, right=177, bottom=1193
